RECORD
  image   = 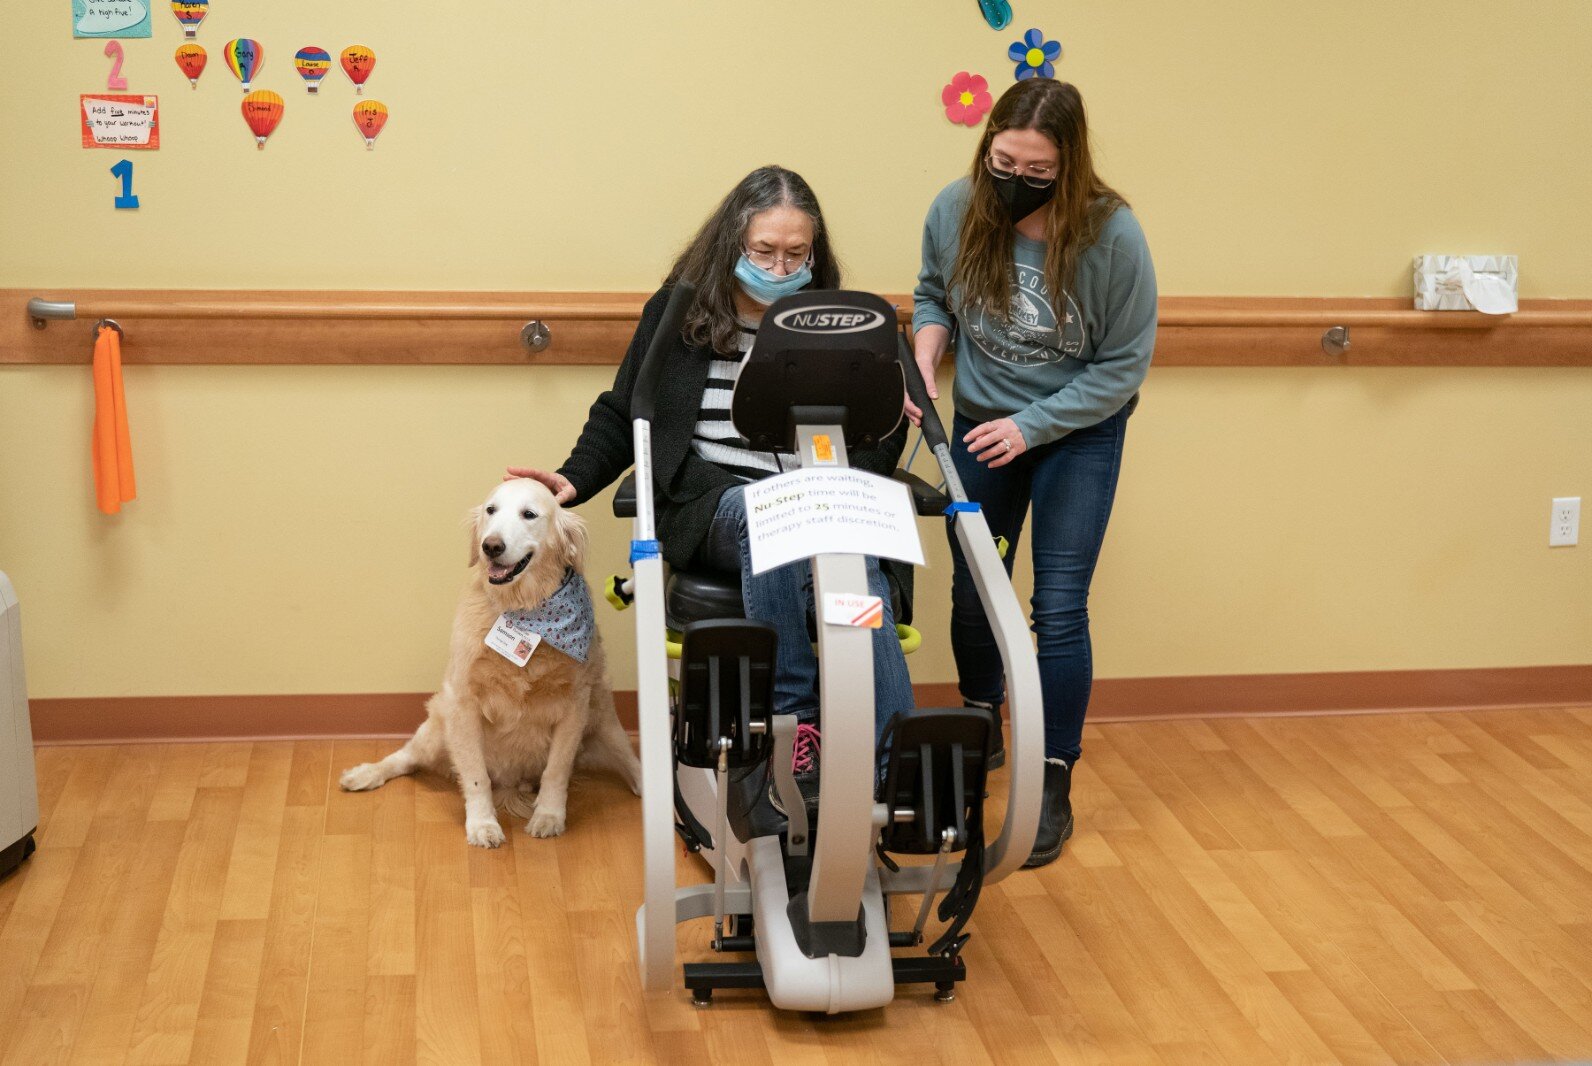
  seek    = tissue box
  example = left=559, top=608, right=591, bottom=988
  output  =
left=1413, top=255, right=1518, bottom=313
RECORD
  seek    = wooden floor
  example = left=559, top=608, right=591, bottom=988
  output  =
left=3, top=708, right=1592, bottom=1065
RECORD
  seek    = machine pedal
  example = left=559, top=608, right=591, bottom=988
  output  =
left=675, top=619, right=777, bottom=769
left=877, top=708, right=992, bottom=855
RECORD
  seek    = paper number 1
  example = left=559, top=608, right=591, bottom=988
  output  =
left=105, top=41, right=128, bottom=90
left=111, top=160, right=140, bottom=209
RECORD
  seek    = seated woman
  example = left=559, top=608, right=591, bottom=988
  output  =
left=507, top=165, right=913, bottom=789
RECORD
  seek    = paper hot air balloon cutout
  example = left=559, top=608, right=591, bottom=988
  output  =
left=340, top=46, right=375, bottom=93
left=171, top=0, right=207, bottom=38
left=242, top=90, right=284, bottom=148
left=175, top=43, right=206, bottom=87
left=224, top=38, right=263, bottom=92
left=352, top=100, right=388, bottom=149
left=294, top=47, right=332, bottom=93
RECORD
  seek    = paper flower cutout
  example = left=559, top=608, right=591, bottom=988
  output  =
left=1009, top=28, right=1062, bottom=80
left=941, top=72, right=993, bottom=127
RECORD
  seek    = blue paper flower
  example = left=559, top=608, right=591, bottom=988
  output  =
left=1009, top=27, right=1062, bottom=80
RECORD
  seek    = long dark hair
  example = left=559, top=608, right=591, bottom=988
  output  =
left=666, top=166, right=842, bottom=354
left=952, top=80, right=1125, bottom=317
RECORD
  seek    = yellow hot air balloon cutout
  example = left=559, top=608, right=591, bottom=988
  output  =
left=340, top=45, right=375, bottom=94
left=352, top=100, right=388, bottom=149
left=242, top=90, right=284, bottom=148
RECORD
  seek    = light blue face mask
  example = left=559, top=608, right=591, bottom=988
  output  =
left=734, top=254, right=813, bottom=306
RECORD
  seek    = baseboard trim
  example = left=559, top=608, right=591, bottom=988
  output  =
left=28, top=665, right=1592, bottom=745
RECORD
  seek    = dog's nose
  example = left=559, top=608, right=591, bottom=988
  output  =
left=481, top=537, right=505, bottom=560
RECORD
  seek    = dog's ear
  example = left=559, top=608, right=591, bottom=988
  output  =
left=466, top=505, right=483, bottom=567
left=551, top=503, right=588, bottom=572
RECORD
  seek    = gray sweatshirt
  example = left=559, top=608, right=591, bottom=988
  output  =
left=912, top=177, right=1157, bottom=448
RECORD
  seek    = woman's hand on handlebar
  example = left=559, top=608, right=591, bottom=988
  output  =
left=504, top=466, right=576, bottom=504
left=904, top=324, right=951, bottom=426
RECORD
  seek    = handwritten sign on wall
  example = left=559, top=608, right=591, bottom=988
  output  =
left=72, top=0, right=152, bottom=38
left=81, top=94, right=160, bottom=149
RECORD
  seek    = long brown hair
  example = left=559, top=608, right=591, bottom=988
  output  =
left=951, top=80, right=1125, bottom=317
left=665, top=166, right=842, bottom=354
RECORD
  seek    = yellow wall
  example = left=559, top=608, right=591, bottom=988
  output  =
left=2, top=1, right=1589, bottom=699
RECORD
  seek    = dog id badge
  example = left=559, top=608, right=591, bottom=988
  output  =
left=486, top=614, right=542, bottom=666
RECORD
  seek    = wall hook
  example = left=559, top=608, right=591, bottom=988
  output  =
left=1321, top=325, right=1350, bottom=356
left=520, top=320, right=551, bottom=353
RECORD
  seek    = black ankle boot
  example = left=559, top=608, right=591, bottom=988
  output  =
left=964, top=699, right=1005, bottom=770
left=1024, top=759, right=1073, bottom=868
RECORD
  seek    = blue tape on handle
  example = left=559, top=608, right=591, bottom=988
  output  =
left=944, top=501, right=982, bottom=515
left=629, top=539, right=662, bottom=564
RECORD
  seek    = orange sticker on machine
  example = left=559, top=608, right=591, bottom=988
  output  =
left=822, top=593, right=884, bottom=629
left=811, top=434, right=836, bottom=465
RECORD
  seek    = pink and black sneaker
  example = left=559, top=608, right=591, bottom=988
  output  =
left=771, top=723, right=823, bottom=817
left=793, top=723, right=822, bottom=809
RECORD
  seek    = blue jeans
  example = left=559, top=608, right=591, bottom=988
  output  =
left=697, top=485, right=915, bottom=744
left=947, top=398, right=1134, bottom=762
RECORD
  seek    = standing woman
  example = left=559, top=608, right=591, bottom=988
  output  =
left=910, top=80, right=1156, bottom=867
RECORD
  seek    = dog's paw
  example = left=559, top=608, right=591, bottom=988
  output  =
left=339, top=763, right=387, bottom=792
left=466, top=817, right=506, bottom=848
left=525, top=807, right=566, bottom=838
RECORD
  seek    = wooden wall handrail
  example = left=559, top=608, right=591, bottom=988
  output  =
left=5, top=288, right=1591, bottom=367
left=26, top=294, right=653, bottom=324
left=22, top=291, right=1592, bottom=329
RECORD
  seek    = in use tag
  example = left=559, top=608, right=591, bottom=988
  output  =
left=811, top=434, right=836, bottom=465
left=485, top=614, right=542, bottom=666
left=822, top=592, right=884, bottom=629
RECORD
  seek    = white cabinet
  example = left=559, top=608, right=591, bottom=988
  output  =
left=0, top=573, right=39, bottom=877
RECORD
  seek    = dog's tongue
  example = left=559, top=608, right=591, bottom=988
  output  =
left=487, top=563, right=512, bottom=580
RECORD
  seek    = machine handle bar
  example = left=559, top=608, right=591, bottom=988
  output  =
left=897, top=330, right=949, bottom=451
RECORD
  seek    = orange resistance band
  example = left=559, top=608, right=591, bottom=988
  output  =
left=91, top=324, right=137, bottom=514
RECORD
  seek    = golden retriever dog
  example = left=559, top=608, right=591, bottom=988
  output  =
left=339, top=478, right=640, bottom=846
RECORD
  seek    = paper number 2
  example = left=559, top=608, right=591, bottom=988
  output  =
left=105, top=41, right=128, bottom=90
left=111, top=160, right=140, bottom=209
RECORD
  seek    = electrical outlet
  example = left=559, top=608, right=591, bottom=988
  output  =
left=1550, top=497, right=1580, bottom=547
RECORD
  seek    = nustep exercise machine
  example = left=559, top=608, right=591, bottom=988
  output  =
left=615, top=285, right=1042, bottom=1013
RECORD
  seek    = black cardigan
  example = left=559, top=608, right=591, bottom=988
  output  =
left=558, top=286, right=909, bottom=569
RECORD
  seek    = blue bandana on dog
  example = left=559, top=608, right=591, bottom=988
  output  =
left=500, top=569, right=596, bottom=663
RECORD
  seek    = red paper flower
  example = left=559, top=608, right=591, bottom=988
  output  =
left=941, top=71, right=992, bottom=128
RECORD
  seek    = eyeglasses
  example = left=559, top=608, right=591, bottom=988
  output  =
left=744, top=247, right=812, bottom=274
left=985, top=154, right=1057, bottom=189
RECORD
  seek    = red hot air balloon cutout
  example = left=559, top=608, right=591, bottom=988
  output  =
left=340, top=46, right=375, bottom=94
left=224, top=38, right=263, bottom=92
left=175, top=43, right=206, bottom=88
left=294, top=47, right=331, bottom=93
left=352, top=100, right=387, bottom=149
left=171, top=0, right=207, bottom=38
left=242, top=90, right=283, bottom=148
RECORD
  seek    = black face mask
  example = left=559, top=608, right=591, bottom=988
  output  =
left=993, top=176, right=1057, bottom=224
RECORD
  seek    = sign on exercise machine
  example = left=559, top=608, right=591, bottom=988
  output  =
left=742, top=467, right=924, bottom=576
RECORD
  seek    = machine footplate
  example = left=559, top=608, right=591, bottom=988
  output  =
left=681, top=954, right=967, bottom=1006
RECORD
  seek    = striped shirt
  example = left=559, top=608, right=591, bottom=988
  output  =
left=691, top=321, right=802, bottom=482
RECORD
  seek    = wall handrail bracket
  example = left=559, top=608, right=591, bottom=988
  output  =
left=27, top=298, right=77, bottom=330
